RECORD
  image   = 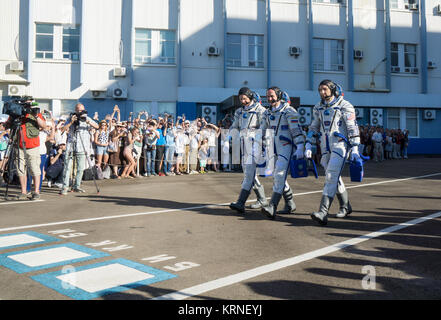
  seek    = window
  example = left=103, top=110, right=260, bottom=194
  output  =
left=158, top=102, right=176, bottom=119
left=159, top=31, right=176, bottom=64
left=390, top=0, right=417, bottom=10
left=387, top=108, right=400, bottom=129
left=226, top=34, right=241, bottom=67
left=313, top=0, right=343, bottom=3
left=133, top=102, right=152, bottom=116
left=248, top=35, right=264, bottom=68
left=135, top=30, right=152, bottom=64
left=405, top=108, right=418, bottom=137
left=135, top=29, right=176, bottom=65
left=387, top=108, right=418, bottom=137
left=35, top=23, right=80, bottom=61
left=61, top=100, right=77, bottom=116
left=227, top=33, right=264, bottom=68
left=36, top=24, right=54, bottom=59
left=391, top=43, right=417, bottom=73
left=62, top=25, right=80, bottom=61
left=313, top=38, right=344, bottom=72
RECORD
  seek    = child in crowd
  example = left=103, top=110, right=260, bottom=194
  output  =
left=198, top=137, right=209, bottom=174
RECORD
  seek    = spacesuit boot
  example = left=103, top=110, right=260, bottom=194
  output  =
left=278, top=187, right=296, bottom=214
left=261, top=192, right=282, bottom=220
left=249, top=184, right=268, bottom=209
left=229, top=189, right=251, bottom=213
left=335, top=190, right=352, bottom=218
left=311, top=195, right=333, bottom=226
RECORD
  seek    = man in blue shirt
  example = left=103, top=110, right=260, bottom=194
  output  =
left=155, top=118, right=167, bottom=176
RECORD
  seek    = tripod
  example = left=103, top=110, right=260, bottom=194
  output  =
left=0, top=118, right=30, bottom=200
left=63, top=122, right=100, bottom=194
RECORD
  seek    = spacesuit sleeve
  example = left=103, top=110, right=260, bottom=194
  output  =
left=230, top=108, right=241, bottom=131
left=227, top=108, right=241, bottom=139
left=285, top=106, right=305, bottom=145
left=255, top=109, right=269, bottom=144
left=306, top=104, right=321, bottom=144
left=341, top=101, right=360, bottom=146
left=255, top=104, right=266, bottom=129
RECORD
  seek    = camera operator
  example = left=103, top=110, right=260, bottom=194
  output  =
left=4, top=102, right=46, bottom=200
left=0, top=121, right=10, bottom=184
left=59, top=103, right=99, bottom=195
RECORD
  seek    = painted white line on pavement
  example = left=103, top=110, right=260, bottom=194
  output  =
left=153, top=210, right=441, bottom=300
left=0, top=200, right=45, bottom=206
left=0, top=172, right=440, bottom=234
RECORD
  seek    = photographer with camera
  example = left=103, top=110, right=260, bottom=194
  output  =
left=142, top=120, right=159, bottom=177
left=3, top=100, right=46, bottom=200
left=59, top=103, right=99, bottom=195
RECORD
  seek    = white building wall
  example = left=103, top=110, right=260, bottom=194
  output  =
left=1, top=0, right=441, bottom=112
left=180, top=0, right=224, bottom=88
left=426, top=0, right=441, bottom=93
left=352, top=1, right=387, bottom=90
left=268, top=0, right=308, bottom=90
left=131, top=0, right=178, bottom=101
left=0, top=0, right=25, bottom=97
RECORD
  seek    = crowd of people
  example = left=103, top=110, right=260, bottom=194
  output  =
left=359, top=125, right=410, bottom=162
left=0, top=104, right=238, bottom=197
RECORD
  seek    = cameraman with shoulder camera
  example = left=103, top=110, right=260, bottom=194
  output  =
left=4, top=101, right=46, bottom=200
left=59, top=103, right=98, bottom=195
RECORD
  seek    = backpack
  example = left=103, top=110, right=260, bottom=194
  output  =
left=102, top=165, right=111, bottom=179
left=83, top=168, right=95, bottom=181
left=95, top=166, right=104, bottom=180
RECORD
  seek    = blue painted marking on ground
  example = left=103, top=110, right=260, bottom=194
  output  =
left=0, top=231, right=60, bottom=251
left=0, top=243, right=110, bottom=274
left=31, top=258, right=178, bottom=300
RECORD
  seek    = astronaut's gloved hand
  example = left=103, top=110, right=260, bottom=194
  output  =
left=304, top=142, right=312, bottom=159
left=222, top=140, right=230, bottom=154
left=350, top=145, right=362, bottom=165
left=262, top=136, right=270, bottom=149
left=293, top=143, right=304, bottom=159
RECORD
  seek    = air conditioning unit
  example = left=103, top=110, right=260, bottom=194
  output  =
left=391, top=66, right=400, bottom=73
left=113, top=67, right=126, bottom=77
left=289, top=46, right=301, bottom=57
left=407, top=3, right=418, bottom=10
left=112, top=88, right=127, bottom=99
left=201, top=105, right=217, bottom=123
left=370, top=108, right=383, bottom=126
left=423, top=109, right=436, bottom=120
left=428, top=61, right=437, bottom=69
left=10, top=61, right=24, bottom=72
left=8, top=84, right=26, bottom=96
left=355, top=108, right=364, bottom=119
left=298, top=107, right=312, bottom=126
left=90, top=89, right=107, bottom=99
left=207, top=46, right=220, bottom=56
left=354, top=49, right=363, bottom=60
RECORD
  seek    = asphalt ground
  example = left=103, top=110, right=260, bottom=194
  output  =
left=0, top=155, right=440, bottom=304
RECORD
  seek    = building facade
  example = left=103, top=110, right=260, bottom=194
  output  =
left=1, top=0, right=440, bottom=154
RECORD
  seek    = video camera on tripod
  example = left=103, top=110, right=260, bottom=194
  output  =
left=70, top=110, right=88, bottom=126
left=3, top=96, right=40, bottom=120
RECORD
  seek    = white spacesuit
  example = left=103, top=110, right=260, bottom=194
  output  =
left=260, top=87, right=305, bottom=219
left=228, top=87, right=268, bottom=213
left=305, top=80, right=361, bottom=225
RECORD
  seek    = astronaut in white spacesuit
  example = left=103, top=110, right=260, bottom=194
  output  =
left=305, top=80, right=361, bottom=226
left=259, top=87, right=305, bottom=220
left=228, top=87, right=268, bottom=213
